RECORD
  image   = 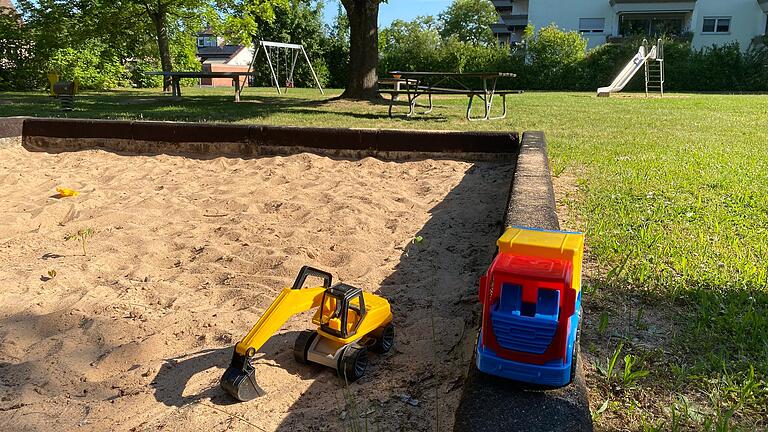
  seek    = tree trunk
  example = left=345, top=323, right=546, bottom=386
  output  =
left=340, top=0, right=380, bottom=100
left=149, top=7, right=173, bottom=92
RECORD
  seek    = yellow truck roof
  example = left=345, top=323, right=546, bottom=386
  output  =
left=497, top=227, right=585, bottom=291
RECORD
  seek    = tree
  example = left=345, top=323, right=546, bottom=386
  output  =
left=324, top=3, right=349, bottom=88
left=13, top=0, right=154, bottom=89
left=338, top=0, right=384, bottom=99
left=0, top=9, right=43, bottom=90
left=379, top=17, right=441, bottom=74
left=207, top=0, right=287, bottom=45
left=439, top=0, right=497, bottom=46
left=118, top=0, right=204, bottom=91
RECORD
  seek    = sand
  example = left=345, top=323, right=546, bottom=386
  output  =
left=0, top=139, right=514, bottom=432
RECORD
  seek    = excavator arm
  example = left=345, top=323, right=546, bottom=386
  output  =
left=234, top=286, right=325, bottom=356
left=221, top=266, right=333, bottom=401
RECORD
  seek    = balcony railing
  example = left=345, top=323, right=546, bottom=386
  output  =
left=610, top=0, right=696, bottom=13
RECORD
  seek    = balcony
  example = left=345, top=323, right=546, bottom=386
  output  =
left=609, top=0, right=696, bottom=13
left=495, top=14, right=528, bottom=28
left=759, top=0, right=768, bottom=13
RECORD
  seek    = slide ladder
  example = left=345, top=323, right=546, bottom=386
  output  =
left=598, top=39, right=665, bottom=97
left=645, top=39, right=665, bottom=97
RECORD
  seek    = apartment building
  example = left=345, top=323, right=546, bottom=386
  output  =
left=492, top=0, right=768, bottom=50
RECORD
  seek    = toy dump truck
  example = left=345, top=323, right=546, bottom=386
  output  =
left=476, top=227, right=585, bottom=387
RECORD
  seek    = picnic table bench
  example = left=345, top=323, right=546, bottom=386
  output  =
left=379, top=71, right=520, bottom=121
left=146, top=71, right=257, bottom=102
left=378, top=77, right=418, bottom=101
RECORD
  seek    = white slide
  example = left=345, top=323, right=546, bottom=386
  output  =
left=597, top=45, right=656, bottom=97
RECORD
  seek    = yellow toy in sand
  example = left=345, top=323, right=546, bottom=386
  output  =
left=56, top=187, right=79, bottom=197
left=221, top=266, right=395, bottom=402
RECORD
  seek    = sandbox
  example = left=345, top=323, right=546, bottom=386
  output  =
left=0, top=118, right=592, bottom=432
left=0, top=138, right=511, bottom=431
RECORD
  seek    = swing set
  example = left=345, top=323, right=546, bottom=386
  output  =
left=248, top=41, right=324, bottom=95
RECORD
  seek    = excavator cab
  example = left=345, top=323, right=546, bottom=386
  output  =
left=316, top=284, right=366, bottom=339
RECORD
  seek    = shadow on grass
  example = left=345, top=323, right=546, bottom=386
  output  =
left=581, top=276, right=768, bottom=428
left=0, top=91, right=455, bottom=124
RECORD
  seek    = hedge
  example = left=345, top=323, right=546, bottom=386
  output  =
left=379, top=25, right=768, bottom=92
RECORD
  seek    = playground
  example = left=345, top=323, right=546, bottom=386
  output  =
left=0, top=89, right=766, bottom=430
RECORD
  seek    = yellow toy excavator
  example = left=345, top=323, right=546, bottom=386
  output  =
left=221, top=266, right=395, bottom=402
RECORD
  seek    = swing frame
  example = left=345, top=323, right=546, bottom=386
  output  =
left=247, top=41, right=324, bottom=96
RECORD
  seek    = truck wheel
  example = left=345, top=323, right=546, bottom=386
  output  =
left=293, top=330, right=317, bottom=364
left=569, top=326, right=581, bottom=384
left=338, top=345, right=368, bottom=382
left=371, top=323, right=395, bottom=354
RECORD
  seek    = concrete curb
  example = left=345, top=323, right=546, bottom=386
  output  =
left=453, top=131, right=593, bottom=432
left=0, top=117, right=24, bottom=138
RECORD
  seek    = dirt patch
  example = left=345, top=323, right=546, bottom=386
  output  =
left=0, top=142, right=513, bottom=431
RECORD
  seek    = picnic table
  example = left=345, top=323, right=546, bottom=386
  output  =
left=380, top=71, right=520, bottom=121
left=146, top=71, right=256, bottom=102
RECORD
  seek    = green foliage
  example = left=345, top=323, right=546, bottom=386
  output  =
left=65, top=227, right=95, bottom=256
left=248, top=0, right=330, bottom=88
left=48, top=40, right=127, bottom=90
left=128, top=60, right=164, bottom=88
left=622, top=354, right=650, bottom=387
left=323, top=4, right=349, bottom=88
left=210, top=0, right=289, bottom=45
left=0, top=12, right=44, bottom=90
left=379, top=17, right=442, bottom=73
left=378, top=15, right=514, bottom=85
left=743, top=36, right=768, bottom=90
left=597, top=341, right=624, bottom=382
left=523, top=24, right=587, bottom=89
left=171, top=29, right=204, bottom=87
left=438, top=0, right=497, bottom=46
left=381, top=17, right=768, bottom=92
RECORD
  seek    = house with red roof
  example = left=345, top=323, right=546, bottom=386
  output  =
left=196, top=28, right=255, bottom=87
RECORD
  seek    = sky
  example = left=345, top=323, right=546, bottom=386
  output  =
left=323, top=0, right=453, bottom=27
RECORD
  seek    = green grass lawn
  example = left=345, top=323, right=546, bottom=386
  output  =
left=2, top=87, right=767, bottom=431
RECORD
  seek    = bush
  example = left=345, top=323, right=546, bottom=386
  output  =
left=744, top=37, right=768, bottom=92
left=523, top=24, right=587, bottom=89
left=685, top=42, right=745, bottom=91
left=48, top=40, right=127, bottom=90
left=575, top=41, right=639, bottom=90
left=128, top=59, right=164, bottom=88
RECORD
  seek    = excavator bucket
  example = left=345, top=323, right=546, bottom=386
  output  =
left=220, top=352, right=265, bottom=401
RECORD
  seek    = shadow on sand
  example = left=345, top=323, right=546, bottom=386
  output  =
left=141, top=160, right=515, bottom=431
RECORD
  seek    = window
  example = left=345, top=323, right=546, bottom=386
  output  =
left=198, top=36, right=217, bottom=47
left=703, top=17, right=731, bottom=34
left=579, top=18, right=605, bottom=34
left=619, top=14, right=685, bottom=37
